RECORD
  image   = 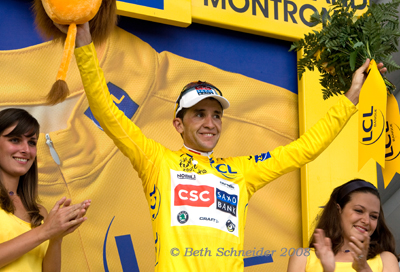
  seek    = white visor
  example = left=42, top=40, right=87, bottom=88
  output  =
left=175, top=83, right=230, bottom=117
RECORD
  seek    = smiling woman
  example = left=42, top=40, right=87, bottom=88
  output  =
left=287, top=179, right=400, bottom=272
left=0, top=108, right=90, bottom=272
left=0, top=109, right=41, bottom=225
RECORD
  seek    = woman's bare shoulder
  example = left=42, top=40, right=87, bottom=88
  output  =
left=380, top=251, right=400, bottom=272
left=287, top=249, right=308, bottom=272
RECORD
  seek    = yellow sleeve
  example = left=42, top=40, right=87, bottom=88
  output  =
left=75, top=43, right=166, bottom=188
left=238, top=96, right=357, bottom=196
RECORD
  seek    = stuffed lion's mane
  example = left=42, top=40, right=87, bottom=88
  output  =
left=33, top=0, right=117, bottom=104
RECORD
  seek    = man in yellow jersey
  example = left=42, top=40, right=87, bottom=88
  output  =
left=62, top=23, right=385, bottom=271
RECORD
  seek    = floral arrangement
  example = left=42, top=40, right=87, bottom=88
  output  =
left=290, top=0, right=400, bottom=99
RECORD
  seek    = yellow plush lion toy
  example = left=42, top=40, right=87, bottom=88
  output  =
left=33, top=0, right=117, bottom=104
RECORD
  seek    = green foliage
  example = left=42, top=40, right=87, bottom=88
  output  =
left=290, top=0, right=400, bottom=99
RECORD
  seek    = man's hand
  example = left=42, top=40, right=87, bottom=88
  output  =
left=54, top=22, right=92, bottom=48
left=345, top=59, right=387, bottom=105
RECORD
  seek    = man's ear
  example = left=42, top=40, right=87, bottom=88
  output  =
left=173, top=118, right=184, bottom=134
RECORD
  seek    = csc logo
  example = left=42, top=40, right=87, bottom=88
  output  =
left=360, top=106, right=385, bottom=145
left=174, top=184, right=214, bottom=207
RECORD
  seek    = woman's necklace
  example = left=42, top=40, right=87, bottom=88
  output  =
left=8, top=191, right=16, bottom=196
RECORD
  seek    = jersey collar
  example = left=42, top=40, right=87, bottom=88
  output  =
left=183, top=144, right=214, bottom=157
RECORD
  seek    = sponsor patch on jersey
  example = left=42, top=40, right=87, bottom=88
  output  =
left=174, top=184, right=214, bottom=207
left=177, top=211, right=189, bottom=224
left=179, top=154, right=207, bottom=174
left=220, top=180, right=235, bottom=190
left=216, top=188, right=238, bottom=216
left=254, top=152, right=271, bottom=163
left=226, top=220, right=236, bottom=232
left=149, top=185, right=161, bottom=220
left=210, top=161, right=238, bottom=179
left=170, top=170, right=240, bottom=237
left=199, top=217, right=219, bottom=223
left=177, top=173, right=196, bottom=180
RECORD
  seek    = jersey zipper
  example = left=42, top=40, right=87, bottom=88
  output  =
left=45, top=134, right=61, bottom=165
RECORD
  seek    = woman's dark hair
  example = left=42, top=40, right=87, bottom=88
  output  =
left=0, top=108, right=43, bottom=228
left=309, top=179, right=398, bottom=260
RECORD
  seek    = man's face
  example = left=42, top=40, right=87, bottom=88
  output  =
left=174, top=98, right=222, bottom=152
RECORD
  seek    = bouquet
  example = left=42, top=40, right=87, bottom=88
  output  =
left=290, top=0, right=400, bottom=99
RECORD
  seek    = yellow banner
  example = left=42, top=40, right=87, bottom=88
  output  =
left=196, top=0, right=366, bottom=40
left=358, top=60, right=387, bottom=171
left=382, top=94, right=400, bottom=187
left=193, top=0, right=354, bottom=40
left=115, top=0, right=368, bottom=40
left=193, top=0, right=367, bottom=40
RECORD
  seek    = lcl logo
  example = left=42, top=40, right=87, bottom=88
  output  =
left=361, top=106, right=385, bottom=145
left=174, top=184, right=214, bottom=207
left=385, top=121, right=400, bottom=160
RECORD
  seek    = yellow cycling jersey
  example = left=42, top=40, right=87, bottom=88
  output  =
left=75, top=42, right=357, bottom=271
